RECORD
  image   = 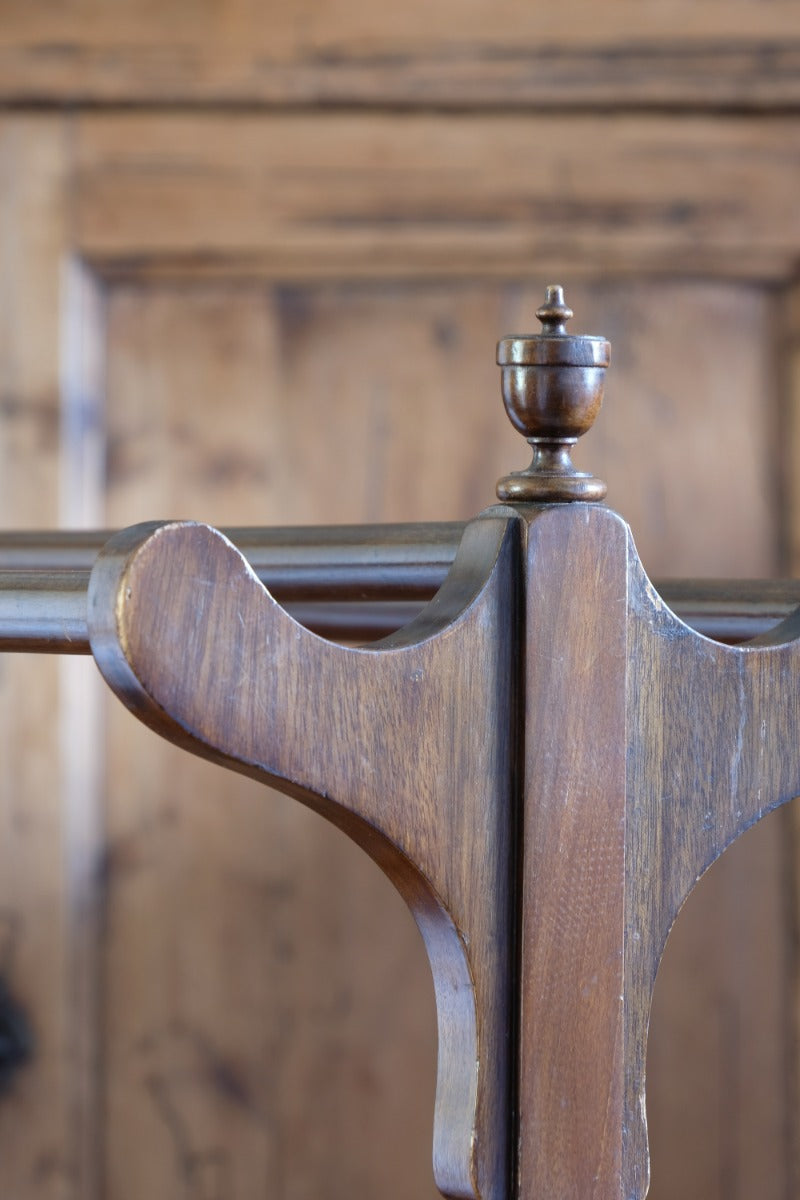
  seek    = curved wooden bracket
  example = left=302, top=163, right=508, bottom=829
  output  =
left=622, top=547, right=800, bottom=1198
left=87, top=503, right=800, bottom=1200
left=516, top=503, right=800, bottom=1200
left=88, top=513, right=520, bottom=1200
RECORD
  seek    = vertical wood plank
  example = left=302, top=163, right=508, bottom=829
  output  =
left=568, top=281, right=777, bottom=578
left=0, top=116, right=76, bottom=1196
left=519, top=505, right=628, bottom=1198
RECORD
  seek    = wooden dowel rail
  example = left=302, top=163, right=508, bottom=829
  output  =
left=0, top=524, right=462, bottom=595
left=0, top=526, right=797, bottom=649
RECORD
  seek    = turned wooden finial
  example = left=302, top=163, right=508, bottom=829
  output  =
left=496, top=285, right=610, bottom=502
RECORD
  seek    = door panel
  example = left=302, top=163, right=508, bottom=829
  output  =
left=0, top=89, right=797, bottom=1199
left=2, top=3, right=799, bottom=108
left=0, top=116, right=76, bottom=1198
left=87, top=277, right=786, bottom=1197
left=73, top=113, right=800, bottom=280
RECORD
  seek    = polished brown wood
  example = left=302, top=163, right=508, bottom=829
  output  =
left=0, top=524, right=463, bottom=591
left=519, top=502, right=800, bottom=1199
left=0, top=524, right=464, bottom=650
left=88, top=514, right=519, bottom=1200
left=85, top=283, right=785, bottom=1200
left=519, top=504, right=628, bottom=1196
left=85, top=497, right=800, bottom=1199
left=72, top=274, right=793, bottom=1199
left=622, top=554, right=800, bottom=1199
left=496, top=286, right=609, bottom=502
left=0, top=268, right=786, bottom=1195
left=0, top=41, right=796, bottom=1188
left=4, top=528, right=800, bottom=649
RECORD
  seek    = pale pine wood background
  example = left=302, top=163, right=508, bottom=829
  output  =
left=1, top=6, right=800, bottom=1198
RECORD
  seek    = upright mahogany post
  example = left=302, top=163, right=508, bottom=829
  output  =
left=86, top=288, right=800, bottom=1199
left=497, top=289, right=630, bottom=1195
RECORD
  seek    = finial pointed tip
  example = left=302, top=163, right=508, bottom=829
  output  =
left=536, top=285, right=573, bottom=335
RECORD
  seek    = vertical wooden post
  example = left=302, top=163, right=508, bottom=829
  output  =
left=519, top=503, right=629, bottom=1197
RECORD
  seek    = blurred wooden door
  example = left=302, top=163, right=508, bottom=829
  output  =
left=1, top=8, right=800, bottom=1199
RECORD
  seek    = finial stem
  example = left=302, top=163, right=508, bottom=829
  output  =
left=536, top=285, right=573, bottom=336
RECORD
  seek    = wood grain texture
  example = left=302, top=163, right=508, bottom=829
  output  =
left=1, top=2, right=799, bottom=108
left=0, top=2, right=796, bottom=1190
left=646, top=810, right=794, bottom=1200
left=95, top=278, right=785, bottom=1198
left=569, top=283, right=776, bottom=580
left=100, top=285, right=449, bottom=1200
left=0, top=115, right=82, bottom=1196
left=86, top=499, right=800, bottom=1200
left=74, top=114, right=800, bottom=282
left=623, top=546, right=800, bottom=1200
left=515, top=499, right=800, bottom=1199
left=518, top=504, right=628, bottom=1197
left=88, top=513, right=519, bottom=1200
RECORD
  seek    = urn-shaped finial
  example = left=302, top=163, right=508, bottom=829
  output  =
left=496, top=285, right=610, bottom=502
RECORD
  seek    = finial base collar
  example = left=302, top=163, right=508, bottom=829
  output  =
left=497, top=439, right=607, bottom=502
left=496, top=473, right=607, bottom=503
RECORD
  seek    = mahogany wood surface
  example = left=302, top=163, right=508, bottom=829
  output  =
left=88, top=514, right=519, bottom=1200
left=519, top=505, right=628, bottom=1197
left=86, top=500, right=800, bottom=1199
left=5, top=529, right=800, bottom=651
left=622, top=554, right=800, bottom=1199
left=76, top=281, right=793, bottom=1198
left=7, top=271, right=782, bottom=1197
left=0, top=84, right=797, bottom=1200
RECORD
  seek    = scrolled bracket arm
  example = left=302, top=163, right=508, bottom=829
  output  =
left=87, top=515, right=521, bottom=1200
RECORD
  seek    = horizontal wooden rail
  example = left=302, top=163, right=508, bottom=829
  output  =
left=0, top=525, right=461, bottom=650
left=0, top=526, right=798, bottom=649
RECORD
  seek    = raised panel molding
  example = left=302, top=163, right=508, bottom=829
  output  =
left=1, top=91, right=800, bottom=1199
left=73, top=114, right=800, bottom=283
left=1, top=3, right=799, bottom=108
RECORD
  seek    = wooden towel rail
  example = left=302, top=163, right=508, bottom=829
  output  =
left=3, top=285, right=800, bottom=1199
left=0, top=529, right=798, bottom=648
